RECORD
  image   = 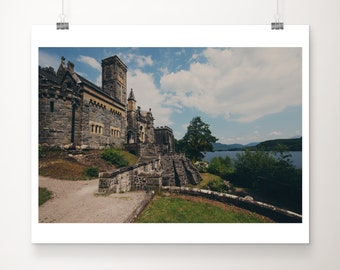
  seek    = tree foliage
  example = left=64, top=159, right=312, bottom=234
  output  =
left=177, top=116, right=218, bottom=162
left=208, top=156, right=234, bottom=178
left=234, top=149, right=273, bottom=187
left=233, top=148, right=302, bottom=213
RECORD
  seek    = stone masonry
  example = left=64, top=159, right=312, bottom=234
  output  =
left=161, top=153, right=202, bottom=187
left=98, top=153, right=202, bottom=194
left=39, top=55, right=175, bottom=155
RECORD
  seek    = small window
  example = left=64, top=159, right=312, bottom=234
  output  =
left=50, top=101, right=54, bottom=112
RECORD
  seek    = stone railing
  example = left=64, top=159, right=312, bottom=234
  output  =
left=98, top=158, right=162, bottom=194
left=162, top=186, right=302, bottom=223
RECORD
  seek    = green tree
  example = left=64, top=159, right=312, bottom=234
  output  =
left=233, top=148, right=302, bottom=213
left=177, top=116, right=218, bottom=162
left=208, top=156, right=234, bottom=178
left=234, top=149, right=277, bottom=188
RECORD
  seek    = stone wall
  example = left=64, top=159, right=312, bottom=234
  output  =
left=154, top=126, right=175, bottom=154
left=39, top=87, right=78, bottom=147
left=162, top=186, right=302, bottom=223
left=98, top=154, right=201, bottom=194
left=98, top=159, right=162, bottom=193
left=81, top=100, right=126, bottom=149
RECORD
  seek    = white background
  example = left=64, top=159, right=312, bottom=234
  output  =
left=1, top=0, right=339, bottom=269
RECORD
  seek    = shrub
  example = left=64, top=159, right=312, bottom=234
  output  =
left=39, top=187, right=53, bottom=206
left=85, top=166, right=99, bottom=178
left=38, top=144, right=43, bottom=158
left=208, top=156, right=234, bottom=178
left=201, top=174, right=230, bottom=193
left=234, top=149, right=302, bottom=213
left=102, top=148, right=129, bottom=167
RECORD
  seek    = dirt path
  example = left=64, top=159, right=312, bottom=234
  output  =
left=39, top=176, right=148, bottom=223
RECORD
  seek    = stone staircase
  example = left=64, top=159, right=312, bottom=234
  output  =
left=161, top=153, right=202, bottom=187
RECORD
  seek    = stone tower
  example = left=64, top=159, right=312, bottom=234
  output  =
left=127, top=88, right=137, bottom=144
left=101, top=55, right=127, bottom=104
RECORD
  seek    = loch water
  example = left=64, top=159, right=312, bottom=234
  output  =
left=204, top=151, right=303, bottom=169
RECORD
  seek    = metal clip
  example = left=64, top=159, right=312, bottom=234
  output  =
left=271, top=0, right=284, bottom=30
left=56, top=0, right=69, bottom=30
left=271, top=22, right=284, bottom=30
left=57, top=22, right=69, bottom=30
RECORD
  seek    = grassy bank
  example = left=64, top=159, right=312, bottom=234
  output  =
left=39, top=187, right=53, bottom=206
left=136, top=194, right=273, bottom=223
left=39, top=147, right=138, bottom=180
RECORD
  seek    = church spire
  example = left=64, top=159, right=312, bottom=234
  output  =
left=128, top=88, right=136, bottom=101
left=127, top=88, right=136, bottom=112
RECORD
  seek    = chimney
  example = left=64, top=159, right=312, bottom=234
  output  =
left=67, top=61, right=75, bottom=73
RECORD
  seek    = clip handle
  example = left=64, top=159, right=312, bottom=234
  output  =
left=56, top=0, right=69, bottom=30
left=271, top=0, right=284, bottom=30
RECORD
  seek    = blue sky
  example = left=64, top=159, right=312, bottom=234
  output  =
left=39, top=47, right=302, bottom=145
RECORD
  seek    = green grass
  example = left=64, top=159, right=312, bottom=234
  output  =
left=39, top=187, right=53, bottom=206
left=198, top=173, right=220, bottom=188
left=39, top=148, right=138, bottom=180
left=120, top=150, right=139, bottom=166
left=136, top=195, right=273, bottom=223
left=188, top=172, right=222, bottom=189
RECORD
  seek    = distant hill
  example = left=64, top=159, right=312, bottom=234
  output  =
left=252, top=137, right=302, bottom=151
left=213, top=142, right=258, bottom=151
left=213, top=137, right=302, bottom=151
left=245, top=142, right=259, bottom=147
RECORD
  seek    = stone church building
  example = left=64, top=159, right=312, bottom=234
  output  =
left=39, top=55, right=174, bottom=156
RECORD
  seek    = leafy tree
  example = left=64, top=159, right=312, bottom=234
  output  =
left=177, top=116, right=218, bottom=162
left=208, top=156, right=234, bottom=178
left=234, top=149, right=277, bottom=188
left=233, top=148, right=302, bottom=213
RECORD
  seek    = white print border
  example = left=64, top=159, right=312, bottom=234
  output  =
left=31, top=25, right=309, bottom=244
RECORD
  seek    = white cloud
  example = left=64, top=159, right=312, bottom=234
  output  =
left=39, top=51, right=61, bottom=70
left=119, top=53, right=153, bottom=68
left=181, top=123, right=189, bottom=131
left=127, top=69, right=172, bottom=127
left=269, top=131, right=282, bottom=136
left=161, top=48, right=302, bottom=123
left=77, top=55, right=101, bottom=71
left=159, top=67, right=169, bottom=76
left=95, top=74, right=102, bottom=87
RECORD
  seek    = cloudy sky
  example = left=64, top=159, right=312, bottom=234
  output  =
left=39, top=47, right=302, bottom=145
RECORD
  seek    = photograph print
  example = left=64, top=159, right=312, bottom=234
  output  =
left=38, top=46, right=303, bottom=224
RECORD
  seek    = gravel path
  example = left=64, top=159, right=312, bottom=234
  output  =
left=39, top=176, right=149, bottom=223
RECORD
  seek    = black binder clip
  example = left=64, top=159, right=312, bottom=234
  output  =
left=271, top=22, right=284, bottom=30
left=56, top=0, right=69, bottom=30
left=56, top=22, right=69, bottom=30
left=272, top=0, right=283, bottom=30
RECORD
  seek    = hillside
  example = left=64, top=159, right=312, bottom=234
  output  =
left=213, top=142, right=259, bottom=151
left=253, top=137, right=302, bottom=151
left=213, top=142, right=243, bottom=151
left=39, top=148, right=138, bottom=180
left=213, top=137, right=302, bottom=152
